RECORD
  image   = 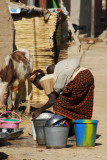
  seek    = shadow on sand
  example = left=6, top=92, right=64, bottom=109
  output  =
left=0, top=152, right=9, bottom=160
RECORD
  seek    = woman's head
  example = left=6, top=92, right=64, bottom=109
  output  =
left=47, top=64, right=55, bottom=74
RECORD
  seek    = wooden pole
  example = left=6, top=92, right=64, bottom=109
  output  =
left=91, top=0, right=95, bottom=38
left=69, top=0, right=81, bottom=54
left=106, top=0, right=107, bottom=17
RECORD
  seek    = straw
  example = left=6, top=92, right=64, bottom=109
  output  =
left=13, top=13, right=57, bottom=103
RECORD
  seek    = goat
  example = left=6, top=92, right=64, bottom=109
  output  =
left=0, top=48, right=33, bottom=114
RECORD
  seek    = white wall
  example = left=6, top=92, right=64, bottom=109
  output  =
left=70, top=0, right=80, bottom=25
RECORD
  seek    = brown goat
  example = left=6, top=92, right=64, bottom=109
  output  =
left=0, top=48, right=33, bottom=114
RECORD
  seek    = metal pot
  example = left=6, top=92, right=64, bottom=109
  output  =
left=45, top=115, right=65, bottom=127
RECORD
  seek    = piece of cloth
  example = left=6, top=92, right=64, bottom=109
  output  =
left=39, top=67, right=86, bottom=96
left=54, top=58, right=80, bottom=93
left=70, top=67, right=87, bottom=81
left=40, top=74, right=54, bottom=95
left=53, top=69, right=94, bottom=120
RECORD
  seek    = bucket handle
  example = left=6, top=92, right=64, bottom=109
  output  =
left=0, top=111, right=22, bottom=122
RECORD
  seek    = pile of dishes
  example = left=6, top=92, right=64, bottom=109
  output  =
left=45, top=115, right=68, bottom=127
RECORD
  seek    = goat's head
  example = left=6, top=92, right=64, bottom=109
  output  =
left=0, top=48, right=33, bottom=93
left=11, top=48, right=33, bottom=82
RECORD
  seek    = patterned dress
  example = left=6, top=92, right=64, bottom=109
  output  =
left=53, top=69, right=94, bottom=120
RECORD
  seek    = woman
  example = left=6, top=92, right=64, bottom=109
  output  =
left=30, top=59, right=94, bottom=120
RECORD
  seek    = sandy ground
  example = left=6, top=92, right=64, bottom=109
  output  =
left=0, top=40, right=107, bottom=160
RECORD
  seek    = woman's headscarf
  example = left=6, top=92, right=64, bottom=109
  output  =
left=54, top=58, right=80, bottom=93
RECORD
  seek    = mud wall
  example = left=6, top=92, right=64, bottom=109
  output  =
left=0, top=0, right=14, bottom=69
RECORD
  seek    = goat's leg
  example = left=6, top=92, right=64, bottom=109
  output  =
left=7, top=91, right=14, bottom=111
left=25, top=91, right=32, bottom=115
left=0, top=103, right=6, bottom=113
left=25, top=79, right=32, bottom=115
left=14, top=86, right=24, bottom=111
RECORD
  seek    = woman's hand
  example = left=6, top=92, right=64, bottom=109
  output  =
left=32, top=92, right=58, bottom=118
left=32, top=109, right=42, bottom=118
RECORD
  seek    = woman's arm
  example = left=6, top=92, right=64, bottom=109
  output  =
left=30, top=69, right=45, bottom=90
left=32, top=79, right=43, bottom=90
left=32, top=92, right=57, bottom=118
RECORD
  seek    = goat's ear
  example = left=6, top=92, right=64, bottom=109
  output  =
left=3, top=59, right=16, bottom=86
left=11, top=51, right=28, bottom=65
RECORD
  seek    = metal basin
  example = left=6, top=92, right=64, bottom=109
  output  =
left=8, top=128, right=24, bottom=140
left=36, top=111, right=54, bottom=120
left=0, top=128, right=24, bottom=140
left=0, top=128, right=14, bottom=133
left=0, top=132, right=9, bottom=146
